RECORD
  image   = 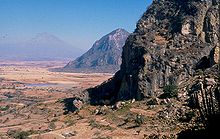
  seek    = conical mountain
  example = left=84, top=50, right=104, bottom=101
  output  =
left=62, top=28, right=130, bottom=73
left=0, top=33, right=83, bottom=60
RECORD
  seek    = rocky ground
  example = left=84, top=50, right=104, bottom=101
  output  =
left=29, top=99, right=197, bottom=139
left=0, top=61, right=203, bottom=139
left=0, top=64, right=218, bottom=139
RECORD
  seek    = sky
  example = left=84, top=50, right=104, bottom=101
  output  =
left=0, top=0, right=152, bottom=50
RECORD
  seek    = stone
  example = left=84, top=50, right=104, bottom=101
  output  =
left=160, top=99, right=168, bottom=105
left=205, top=78, right=216, bottom=86
left=94, top=106, right=108, bottom=115
left=73, top=99, right=83, bottom=110
left=62, top=131, right=77, bottom=137
left=158, top=110, right=169, bottom=119
left=114, top=101, right=123, bottom=109
left=210, top=46, right=219, bottom=66
left=131, top=98, right=136, bottom=103
left=181, top=21, right=194, bottom=35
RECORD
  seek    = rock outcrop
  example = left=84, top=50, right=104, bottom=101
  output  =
left=61, top=29, right=130, bottom=73
left=87, top=0, right=219, bottom=105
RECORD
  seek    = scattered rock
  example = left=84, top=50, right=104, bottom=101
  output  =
left=115, top=101, right=123, bottom=109
left=62, top=131, right=77, bottom=137
left=113, top=101, right=127, bottom=109
left=131, top=98, right=136, bottom=103
left=205, top=78, right=216, bottom=86
left=73, top=99, right=84, bottom=110
left=94, top=105, right=108, bottom=115
left=160, top=99, right=168, bottom=105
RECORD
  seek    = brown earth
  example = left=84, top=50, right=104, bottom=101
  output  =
left=0, top=61, right=113, bottom=139
left=0, top=61, right=199, bottom=139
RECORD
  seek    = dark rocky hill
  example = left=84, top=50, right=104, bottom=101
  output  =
left=87, top=0, right=219, bottom=104
left=61, top=29, right=130, bottom=73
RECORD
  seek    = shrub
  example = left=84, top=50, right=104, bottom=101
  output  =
left=48, top=122, right=56, bottom=130
left=135, top=114, right=144, bottom=127
left=0, top=105, right=10, bottom=111
left=7, top=129, right=36, bottom=139
left=89, top=119, right=113, bottom=130
left=14, top=131, right=30, bottom=139
left=161, top=85, right=178, bottom=98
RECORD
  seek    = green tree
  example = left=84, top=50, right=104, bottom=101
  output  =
left=161, top=85, right=178, bottom=98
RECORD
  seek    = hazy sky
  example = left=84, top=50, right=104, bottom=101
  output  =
left=0, top=0, right=152, bottom=50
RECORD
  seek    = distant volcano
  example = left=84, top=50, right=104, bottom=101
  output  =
left=0, top=33, right=83, bottom=61
left=61, top=28, right=130, bottom=73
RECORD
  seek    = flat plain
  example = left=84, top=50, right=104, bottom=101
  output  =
left=0, top=61, right=190, bottom=139
left=0, top=61, right=113, bottom=138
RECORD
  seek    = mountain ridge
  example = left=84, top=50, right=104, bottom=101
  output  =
left=60, top=28, right=130, bottom=73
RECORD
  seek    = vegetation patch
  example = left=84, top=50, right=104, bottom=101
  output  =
left=7, top=129, right=38, bottom=139
left=89, top=119, right=114, bottom=131
left=0, top=105, right=10, bottom=111
left=160, top=85, right=178, bottom=99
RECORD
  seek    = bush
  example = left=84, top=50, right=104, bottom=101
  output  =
left=0, top=105, right=10, bottom=111
left=160, top=85, right=178, bottom=98
left=14, top=131, right=30, bottom=139
left=135, top=114, right=144, bottom=127
left=89, top=119, right=113, bottom=130
left=7, top=129, right=36, bottom=139
left=48, top=122, right=56, bottom=130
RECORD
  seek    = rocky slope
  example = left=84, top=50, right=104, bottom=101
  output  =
left=61, top=29, right=130, bottom=73
left=87, top=0, right=219, bottom=105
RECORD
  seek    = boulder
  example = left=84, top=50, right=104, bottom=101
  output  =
left=205, top=78, right=216, bottom=86
left=73, top=99, right=83, bottom=110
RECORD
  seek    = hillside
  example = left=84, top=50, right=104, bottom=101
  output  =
left=88, top=0, right=219, bottom=104
left=84, top=0, right=219, bottom=138
left=61, top=29, right=130, bottom=73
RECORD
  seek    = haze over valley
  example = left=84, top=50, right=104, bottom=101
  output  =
left=0, top=32, right=84, bottom=61
left=0, top=0, right=219, bottom=139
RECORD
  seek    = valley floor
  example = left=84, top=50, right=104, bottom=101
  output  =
left=0, top=61, right=113, bottom=139
left=0, top=61, right=197, bottom=139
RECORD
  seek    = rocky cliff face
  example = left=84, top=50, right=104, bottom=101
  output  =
left=62, top=29, right=129, bottom=73
left=88, top=0, right=219, bottom=105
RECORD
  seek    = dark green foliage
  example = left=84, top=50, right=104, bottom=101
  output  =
left=179, top=111, right=196, bottom=123
left=161, top=85, right=178, bottom=98
left=7, top=129, right=37, bottom=139
left=13, top=131, right=29, bottom=139
left=0, top=105, right=10, bottom=111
